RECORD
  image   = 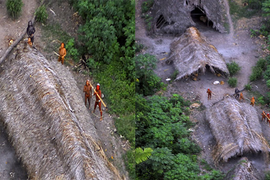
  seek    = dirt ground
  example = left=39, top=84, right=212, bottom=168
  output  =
left=0, top=0, right=129, bottom=179
left=136, top=0, right=270, bottom=177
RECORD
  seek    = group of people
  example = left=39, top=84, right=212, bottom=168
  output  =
left=206, top=88, right=255, bottom=106
left=27, top=21, right=103, bottom=120
left=27, top=20, right=67, bottom=64
left=83, top=80, right=103, bottom=120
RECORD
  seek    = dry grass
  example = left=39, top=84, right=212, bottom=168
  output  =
left=166, top=27, right=229, bottom=80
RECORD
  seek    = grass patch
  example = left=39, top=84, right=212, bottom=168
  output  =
left=245, top=84, right=252, bottom=91
left=228, top=77, right=237, bottom=87
left=229, top=0, right=261, bottom=19
left=115, top=114, right=135, bottom=147
left=141, top=0, right=154, bottom=13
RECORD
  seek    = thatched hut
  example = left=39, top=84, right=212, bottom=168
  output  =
left=150, top=0, right=227, bottom=34
left=225, top=157, right=262, bottom=180
left=0, top=41, right=122, bottom=179
left=166, top=27, right=229, bottom=80
left=206, top=96, right=270, bottom=163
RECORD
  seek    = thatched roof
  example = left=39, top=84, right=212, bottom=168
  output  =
left=225, top=157, right=262, bottom=180
left=166, top=27, right=229, bottom=80
left=206, top=96, right=270, bottom=163
left=0, top=41, right=122, bottom=179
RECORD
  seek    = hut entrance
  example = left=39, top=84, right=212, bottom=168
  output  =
left=156, top=14, right=169, bottom=29
left=191, top=7, right=214, bottom=29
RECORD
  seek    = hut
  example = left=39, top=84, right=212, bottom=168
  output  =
left=225, top=157, right=262, bottom=180
left=166, top=27, right=229, bottom=80
left=0, top=41, right=122, bottom=179
left=150, top=0, right=227, bottom=34
left=206, top=96, right=270, bottom=163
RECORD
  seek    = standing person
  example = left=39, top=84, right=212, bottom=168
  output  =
left=83, top=80, right=92, bottom=109
left=93, top=83, right=102, bottom=121
left=207, top=89, right=212, bottom=100
left=235, top=88, right=240, bottom=99
left=250, top=97, right=255, bottom=106
left=239, top=92, right=244, bottom=101
left=262, top=111, right=266, bottom=122
left=58, top=43, right=66, bottom=65
left=27, top=21, right=35, bottom=45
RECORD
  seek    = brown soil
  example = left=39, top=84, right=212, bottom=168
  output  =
left=0, top=0, right=129, bottom=179
left=136, top=0, right=270, bottom=176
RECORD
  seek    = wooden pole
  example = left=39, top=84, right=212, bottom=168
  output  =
left=89, top=81, right=107, bottom=108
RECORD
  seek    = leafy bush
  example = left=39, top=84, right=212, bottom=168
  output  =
left=135, top=43, right=144, bottom=53
left=35, top=5, right=48, bottom=23
left=257, top=58, right=267, bottom=70
left=135, top=54, right=163, bottom=96
left=141, top=0, right=154, bottom=13
left=65, top=38, right=79, bottom=63
left=6, top=0, right=23, bottom=19
left=250, top=66, right=263, bottom=81
left=245, top=84, right=252, bottom=90
left=228, top=77, right=237, bottom=87
left=258, top=96, right=266, bottom=105
left=264, top=65, right=270, bottom=80
left=226, top=61, right=241, bottom=76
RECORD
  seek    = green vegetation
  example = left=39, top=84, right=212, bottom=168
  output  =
left=6, top=0, right=23, bottom=19
left=245, top=84, right=252, bottom=91
left=135, top=54, right=163, bottom=96
left=228, top=77, right=238, bottom=87
left=227, top=61, right=241, bottom=76
left=35, top=5, right=48, bottom=23
left=229, top=0, right=262, bottom=19
left=136, top=94, right=224, bottom=179
left=265, top=171, right=270, bottom=180
left=141, top=0, right=154, bottom=13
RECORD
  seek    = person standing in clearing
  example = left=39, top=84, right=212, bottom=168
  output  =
left=83, top=80, right=92, bottom=109
left=93, top=83, right=103, bottom=121
left=27, top=21, right=35, bottom=46
left=58, top=43, right=66, bottom=65
left=250, top=97, right=255, bottom=106
left=207, top=89, right=212, bottom=100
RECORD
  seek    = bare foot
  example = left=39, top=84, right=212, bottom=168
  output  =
left=100, top=117, right=103, bottom=121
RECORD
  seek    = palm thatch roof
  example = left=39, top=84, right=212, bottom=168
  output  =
left=0, top=41, right=122, bottom=179
left=225, top=157, right=262, bottom=180
left=206, top=96, right=270, bottom=163
left=166, top=27, right=229, bottom=80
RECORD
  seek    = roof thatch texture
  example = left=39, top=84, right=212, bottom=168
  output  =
left=0, top=42, right=122, bottom=180
left=167, top=27, right=229, bottom=80
left=225, top=157, right=262, bottom=180
left=206, top=96, right=270, bottom=163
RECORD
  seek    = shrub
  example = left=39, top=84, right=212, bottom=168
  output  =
left=35, top=5, right=48, bottom=23
left=227, top=61, right=241, bottom=76
left=228, top=77, right=237, bottom=87
left=141, top=0, right=154, bottom=13
left=258, top=96, right=266, bottom=105
left=6, top=0, right=23, bottom=19
left=257, top=58, right=267, bottom=70
left=264, top=65, right=270, bottom=80
left=245, top=84, right=252, bottom=90
left=65, top=38, right=79, bottom=63
left=250, top=66, right=262, bottom=81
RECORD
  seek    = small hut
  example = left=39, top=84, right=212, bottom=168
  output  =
left=225, top=157, right=262, bottom=180
left=0, top=41, right=122, bottom=179
left=206, top=96, right=270, bottom=163
left=166, top=27, right=229, bottom=80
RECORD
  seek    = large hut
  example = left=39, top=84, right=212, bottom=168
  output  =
left=206, top=96, right=270, bottom=164
left=0, top=41, right=122, bottom=179
left=166, top=27, right=229, bottom=80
